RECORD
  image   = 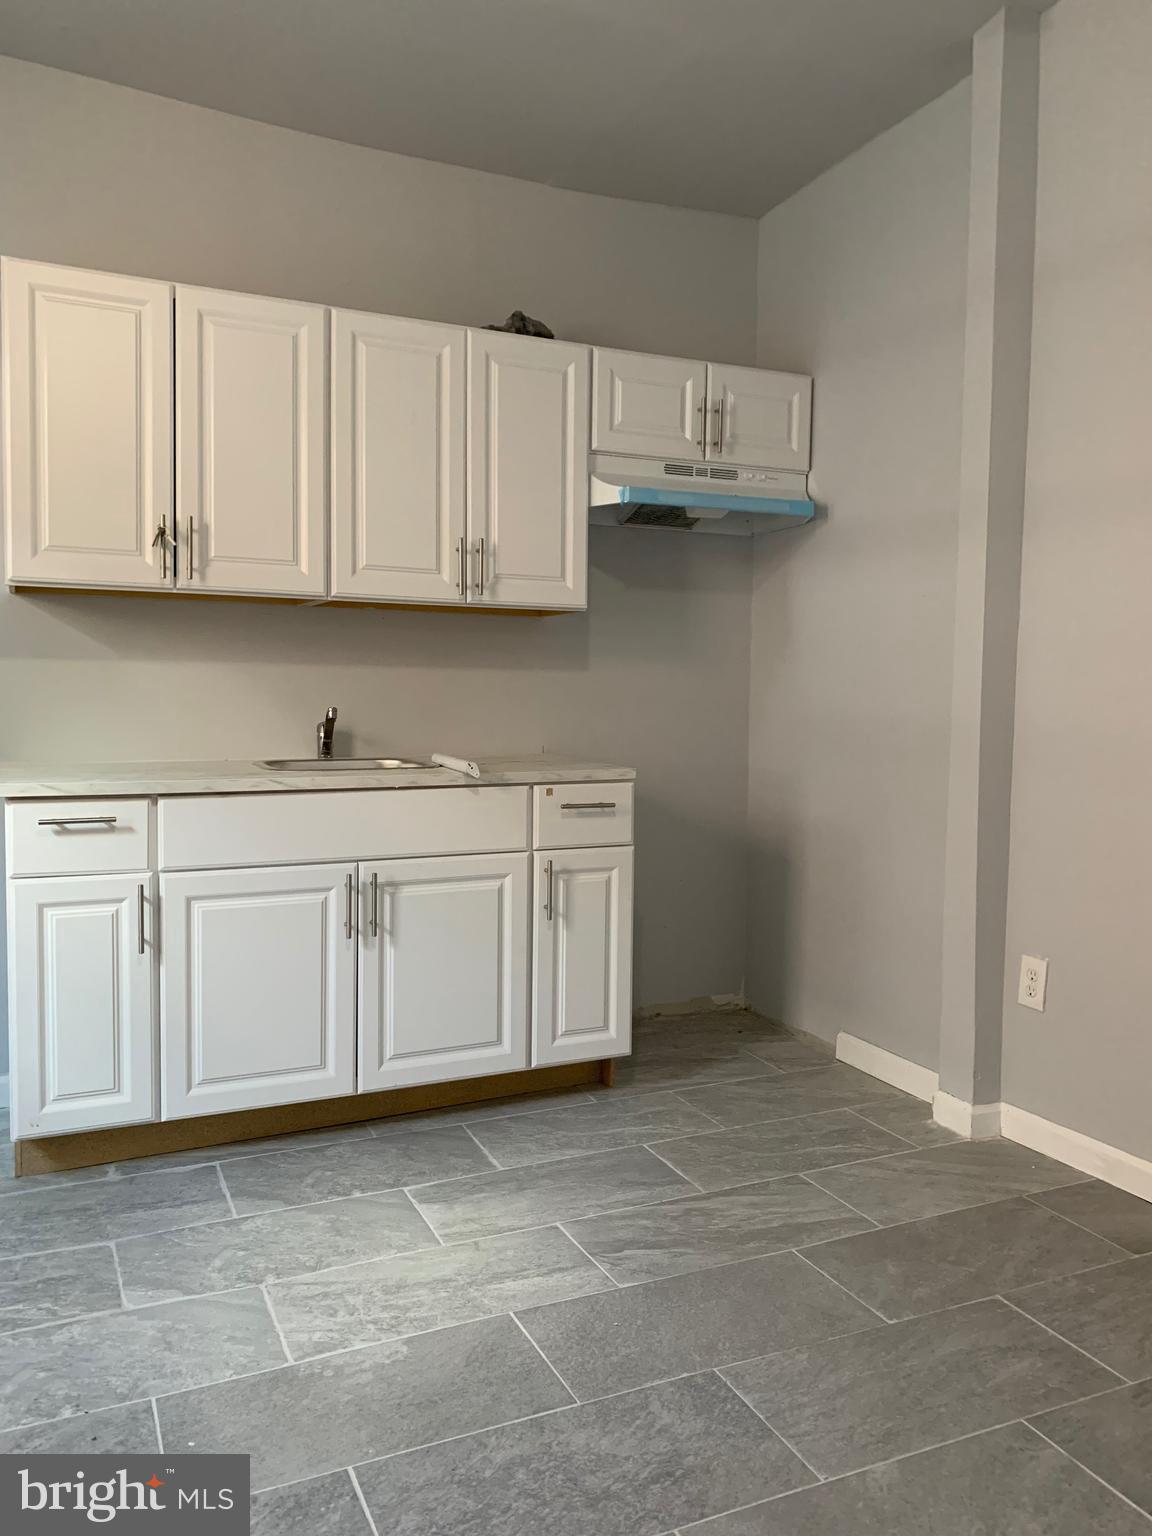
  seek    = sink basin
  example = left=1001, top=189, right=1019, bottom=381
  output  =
left=259, top=757, right=433, bottom=772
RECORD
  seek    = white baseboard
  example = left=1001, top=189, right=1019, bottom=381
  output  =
left=835, top=1032, right=939, bottom=1103
left=0, top=1074, right=8, bottom=1111
left=932, top=1090, right=1003, bottom=1139
left=1001, top=1103, right=1152, bottom=1203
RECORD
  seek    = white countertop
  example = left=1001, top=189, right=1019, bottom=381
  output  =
left=0, top=754, right=636, bottom=801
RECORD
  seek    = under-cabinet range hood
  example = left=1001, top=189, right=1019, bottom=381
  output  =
left=590, top=453, right=815, bottom=536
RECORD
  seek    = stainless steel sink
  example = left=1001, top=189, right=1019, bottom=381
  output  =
left=259, top=757, right=433, bottom=772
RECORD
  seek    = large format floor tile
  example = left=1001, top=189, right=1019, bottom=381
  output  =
left=1031, top=1378, right=1152, bottom=1518
left=1030, top=1181, right=1152, bottom=1256
left=804, top=1196, right=1126, bottom=1320
left=719, top=1297, right=1119, bottom=1478
left=679, top=1066, right=904, bottom=1128
left=517, top=1250, right=878, bottom=1400
left=354, top=1373, right=813, bottom=1536
left=250, top=1471, right=372, bottom=1535
left=0, top=1165, right=230, bottom=1258
left=564, top=1176, right=873, bottom=1285
left=611, top=1045, right=775, bottom=1095
left=680, top=1422, right=1152, bottom=1536
left=268, top=1226, right=612, bottom=1360
left=368, top=1089, right=596, bottom=1135
left=0, top=1287, right=285, bottom=1429
left=0, top=1243, right=123, bottom=1332
left=805, top=1139, right=1087, bottom=1225
left=117, top=1191, right=437, bottom=1305
left=106, top=1122, right=376, bottom=1177
left=220, top=1126, right=494, bottom=1216
left=466, top=1092, right=718, bottom=1169
left=632, top=1011, right=790, bottom=1050
left=849, top=1099, right=963, bottom=1148
left=739, top=1039, right=836, bottom=1072
left=0, top=1400, right=159, bottom=1456
left=409, top=1147, right=692, bottom=1243
left=1008, top=1253, right=1152, bottom=1379
left=648, top=1109, right=910, bottom=1192
left=157, top=1314, right=572, bottom=1491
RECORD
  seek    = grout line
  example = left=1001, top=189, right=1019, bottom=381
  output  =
left=841, top=1106, right=922, bottom=1148
left=1020, top=1189, right=1145, bottom=1255
left=1025, top=1420, right=1152, bottom=1525
left=642, top=1144, right=703, bottom=1190
left=346, top=1467, right=382, bottom=1535
left=997, top=1294, right=1130, bottom=1381
left=150, top=1398, right=164, bottom=1455
left=215, top=1165, right=239, bottom=1219
left=793, top=1171, right=880, bottom=1231
left=400, top=1185, right=444, bottom=1244
left=459, top=1123, right=502, bottom=1169
left=109, top=1241, right=130, bottom=1310
left=260, top=1284, right=295, bottom=1365
left=508, top=1311, right=580, bottom=1403
left=714, top=1369, right=825, bottom=1484
left=790, top=1246, right=891, bottom=1324
left=556, top=1223, right=624, bottom=1287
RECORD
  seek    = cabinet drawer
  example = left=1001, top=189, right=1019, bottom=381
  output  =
left=158, top=786, right=530, bottom=870
left=533, top=783, right=633, bottom=849
left=6, top=800, right=152, bottom=877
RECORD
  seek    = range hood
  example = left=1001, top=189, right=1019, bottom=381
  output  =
left=590, top=453, right=815, bottom=536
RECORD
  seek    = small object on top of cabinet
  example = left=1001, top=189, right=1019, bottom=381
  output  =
left=485, top=310, right=555, bottom=338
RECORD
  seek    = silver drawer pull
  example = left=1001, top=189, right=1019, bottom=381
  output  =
left=544, top=859, right=554, bottom=922
left=37, top=816, right=119, bottom=828
left=369, top=872, right=379, bottom=939
left=559, top=802, right=618, bottom=811
left=345, top=872, right=355, bottom=939
left=137, top=883, right=146, bottom=955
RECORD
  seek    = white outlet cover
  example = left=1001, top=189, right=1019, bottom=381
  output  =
left=1018, top=954, right=1048, bottom=1012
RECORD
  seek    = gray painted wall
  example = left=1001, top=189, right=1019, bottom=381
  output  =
left=0, top=55, right=758, bottom=1046
left=746, top=83, right=970, bottom=1068
left=1002, top=0, right=1152, bottom=1158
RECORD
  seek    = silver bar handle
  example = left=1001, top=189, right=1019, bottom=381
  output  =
left=38, top=816, right=118, bottom=828
left=475, top=536, right=486, bottom=598
left=137, top=883, right=146, bottom=955
left=185, top=516, right=194, bottom=581
left=697, top=396, right=707, bottom=455
left=712, top=399, right=723, bottom=454
left=345, top=872, right=355, bottom=939
left=544, top=858, right=554, bottom=922
left=152, top=517, right=170, bottom=581
left=718, top=394, right=727, bottom=454
left=560, top=801, right=618, bottom=811
left=369, top=872, right=379, bottom=939
left=456, top=536, right=466, bottom=597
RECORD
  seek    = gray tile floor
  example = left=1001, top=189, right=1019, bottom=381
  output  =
left=1, top=1012, right=1151, bottom=1534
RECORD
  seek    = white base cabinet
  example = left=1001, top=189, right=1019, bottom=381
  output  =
left=533, top=847, right=633, bottom=1066
left=5, top=780, right=633, bottom=1140
left=160, top=863, right=357, bottom=1119
left=359, top=852, right=529, bottom=1090
left=9, top=874, right=156, bottom=1137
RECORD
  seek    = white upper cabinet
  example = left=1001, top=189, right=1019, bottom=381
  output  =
left=359, top=851, right=529, bottom=1090
left=176, top=287, right=326, bottom=595
left=708, top=363, right=812, bottom=471
left=592, top=349, right=708, bottom=460
left=468, top=331, right=589, bottom=610
left=331, top=311, right=466, bottom=604
left=10, top=873, right=156, bottom=1137
left=2, top=259, right=174, bottom=589
left=160, top=862, right=356, bottom=1118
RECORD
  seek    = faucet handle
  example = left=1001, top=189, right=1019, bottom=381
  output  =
left=324, top=706, right=337, bottom=724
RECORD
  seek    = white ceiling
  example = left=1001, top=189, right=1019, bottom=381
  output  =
left=0, top=0, right=1013, bottom=216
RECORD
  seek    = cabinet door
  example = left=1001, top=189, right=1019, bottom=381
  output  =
left=176, top=287, right=326, bottom=595
left=331, top=310, right=466, bottom=603
left=533, top=846, right=633, bottom=1066
left=161, top=863, right=355, bottom=1118
left=9, top=874, right=156, bottom=1137
left=707, top=363, right=812, bottom=471
left=592, top=348, right=707, bottom=460
left=467, top=331, right=588, bottom=610
left=359, top=852, right=528, bottom=1090
left=2, top=258, right=174, bottom=588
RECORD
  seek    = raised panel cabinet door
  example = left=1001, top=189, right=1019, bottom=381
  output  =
left=176, top=287, right=326, bottom=595
left=707, top=363, right=812, bottom=471
left=591, top=348, right=707, bottom=460
left=359, top=852, right=529, bottom=1090
left=2, top=258, right=174, bottom=588
left=9, top=874, right=156, bottom=1137
left=533, top=846, right=633, bottom=1066
left=160, top=863, right=356, bottom=1118
left=467, top=331, right=589, bottom=610
left=331, top=310, right=466, bottom=603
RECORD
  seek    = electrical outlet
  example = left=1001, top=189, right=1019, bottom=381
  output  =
left=1018, top=955, right=1048, bottom=1012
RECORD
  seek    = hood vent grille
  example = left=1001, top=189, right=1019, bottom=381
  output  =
left=660, top=461, right=740, bottom=481
left=623, top=504, right=699, bottom=529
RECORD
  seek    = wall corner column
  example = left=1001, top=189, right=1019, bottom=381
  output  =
left=937, top=5, right=1040, bottom=1131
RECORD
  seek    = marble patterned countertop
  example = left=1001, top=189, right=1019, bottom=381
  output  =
left=0, top=755, right=636, bottom=801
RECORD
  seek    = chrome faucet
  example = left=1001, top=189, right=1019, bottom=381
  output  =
left=317, top=706, right=338, bottom=759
